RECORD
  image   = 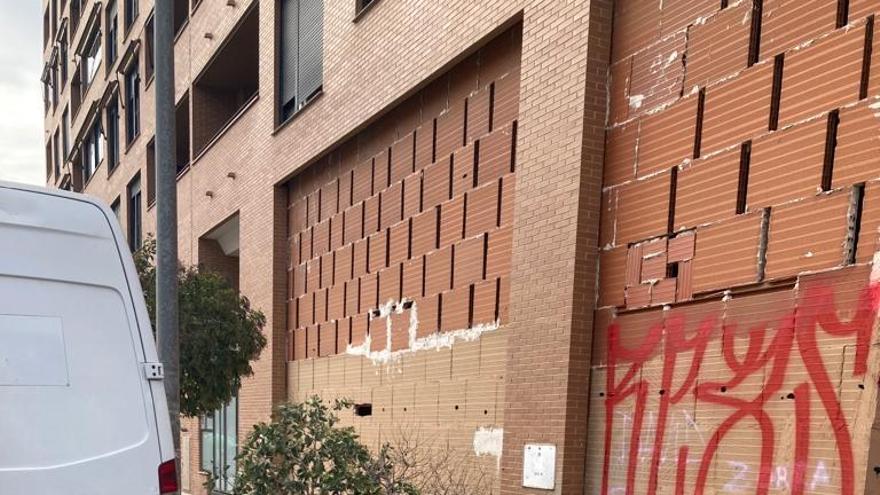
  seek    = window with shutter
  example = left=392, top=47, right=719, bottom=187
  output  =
left=279, top=0, right=323, bottom=121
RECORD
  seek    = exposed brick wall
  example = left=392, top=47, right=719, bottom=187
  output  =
left=592, top=1, right=880, bottom=493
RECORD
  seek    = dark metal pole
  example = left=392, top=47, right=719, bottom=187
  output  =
left=154, top=0, right=180, bottom=471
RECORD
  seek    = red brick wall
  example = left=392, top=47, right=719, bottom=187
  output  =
left=591, top=1, right=880, bottom=493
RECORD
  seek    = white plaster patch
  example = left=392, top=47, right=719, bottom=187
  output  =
left=629, top=94, right=646, bottom=110
left=473, top=427, right=504, bottom=469
left=871, top=249, right=880, bottom=284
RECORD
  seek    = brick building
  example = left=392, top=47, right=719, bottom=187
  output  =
left=39, top=0, right=880, bottom=493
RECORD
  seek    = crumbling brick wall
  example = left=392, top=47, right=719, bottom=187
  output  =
left=590, top=1, right=880, bottom=493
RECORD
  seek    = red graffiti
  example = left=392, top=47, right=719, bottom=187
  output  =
left=600, top=283, right=880, bottom=495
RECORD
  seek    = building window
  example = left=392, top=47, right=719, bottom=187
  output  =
left=355, top=0, right=376, bottom=15
left=45, top=142, right=53, bottom=181
left=110, top=196, right=121, bottom=221
left=145, top=15, right=154, bottom=81
left=61, top=107, right=70, bottom=162
left=84, top=29, right=102, bottom=85
left=125, top=0, right=138, bottom=31
left=174, top=0, right=188, bottom=35
left=127, top=173, right=142, bottom=251
left=71, top=0, right=82, bottom=34
left=107, top=0, right=118, bottom=69
left=53, top=131, right=61, bottom=178
left=200, top=396, right=237, bottom=493
left=59, top=36, right=68, bottom=88
left=50, top=64, right=59, bottom=109
left=279, top=0, right=323, bottom=121
left=125, top=61, right=141, bottom=145
left=146, top=138, right=156, bottom=206
left=106, top=96, right=120, bottom=172
left=82, top=117, right=104, bottom=184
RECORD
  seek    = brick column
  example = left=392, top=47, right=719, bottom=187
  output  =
left=500, top=1, right=611, bottom=493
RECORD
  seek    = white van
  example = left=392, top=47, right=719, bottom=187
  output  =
left=0, top=182, right=176, bottom=494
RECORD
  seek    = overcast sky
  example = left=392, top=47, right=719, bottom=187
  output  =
left=0, top=0, right=46, bottom=185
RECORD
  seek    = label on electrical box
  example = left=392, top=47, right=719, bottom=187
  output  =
left=523, top=443, right=556, bottom=490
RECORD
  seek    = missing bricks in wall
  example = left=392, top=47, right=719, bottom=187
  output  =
left=495, top=179, right=503, bottom=228
left=861, top=16, right=875, bottom=100
left=447, top=154, right=455, bottom=200
left=770, top=54, right=785, bottom=131
left=468, top=285, right=475, bottom=328
left=434, top=206, right=441, bottom=249
left=837, top=0, right=850, bottom=28
left=463, top=98, right=469, bottom=148
left=482, top=233, right=489, bottom=280
left=494, top=278, right=501, bottom=322
left=473, top=140, right=481, bottom=188
left=354, top=403, right=373, bottom=417
left=510, top=120, right=518, bottom=173
left=694, top=89, right=705, bottom=159
left=737, top=141, right=752, bottom=215
left=758, top=207, right=771, bottom=281
left=431, top=118, right=438, bottom=164
left=822, top=110, right=841, bottom=192
left=748, top=0, right=764, bottom=66
left=667, top=167, right=678, bottom=234
left=847, top=183, right=866, bottom=265
left=488, top=82, right=496, bottom=133
left=462, top=194, right=469, bottom=238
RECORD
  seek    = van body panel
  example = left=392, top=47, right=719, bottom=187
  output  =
left=0, top=182, right=173, bottom=494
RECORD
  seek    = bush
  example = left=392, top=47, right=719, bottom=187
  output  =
left=234, top=397, right=419, bottom=495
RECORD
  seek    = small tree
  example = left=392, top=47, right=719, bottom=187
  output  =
left=134, top=236, right=267, bottom=417
left=235, top=397, right=419, bottom=495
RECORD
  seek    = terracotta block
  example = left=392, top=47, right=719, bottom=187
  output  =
left=599, top=189, right=616, bottom=247
left=493, top=70, right=520, bottom=126
left=390, top=309, right=412, bottom=351
left=629, top=31, right=686, bottom=115
left=485, top=226, right=513, bottom=280
left=289, top=233, right=302, bottom=267
left=373, top=148, right=390, bottom=193
left=851, top=0, right=880, bottom=21
left=336, top=319, right=351, bottom=352
left=612, top=0, right=662, bottom=62
left=306, top=191, right=319, bottom=228
left=306, top=258, right=320, bottom=293
left=452, top=142, right=476, bottom=197
left=422, top=157, right=452, bottom=209
left=370, top=316, right=388, bottom=353
left=415, top=294, right=440, bottom=338
left=389, top=219, right=410, bottom=265
left=473, top=278, right=498, bottom=325
left=467, top=85, right=492, bottom=142
left=297, top=293, right=313, bottom=328
left=625, top=284, right=652, bottom=310
left=435, top=103, right=465, bottom=159
left=352, top=160, right=373, bottom=204
left=454, top=234, right=486, bottom=289
left=352, top=238, right=368, bottom=278
left=411, top=208, right=438, bottom=257
left=439, top=195, right=465, bottom=247
left=498, top=276, right=511, bottom=323
left=338, top=169, right=352, bottom=211
left=320, top=252, right=333, bottom=289
left=360, top=272, right=379, bottom=312
left=391, top=132, right=415, bottom=183
left=329, top=214, right=344, bottom=251
left=403, top=172, right=421, bottom=218
left=478, top=125, right=514, bottom=186
left=684, top=1, right=751, bottom=88
left=314, top=288, right=328, bottom=325
left=293, top=328, right=307, bottom=361
left=301, top=228, right=312, bottom=262
left=598, top=246, right=627, bottom=308
left=625, top=245, right=642, bottom=287
left=465, top=180, right=499, bottom=238
left=615, top=170, right=672, bottom=244
left=335, top=244, right=353, bottom=284
left=319, top=323, right=336, bottom=357
left=499, top=174, right=515, bottom=227
left=692, top=212, right=763, bottom=293
left=442, top=285, right=471, bottom=331
left=425, top=245, right=453, bottom=295
left=351, top=314, right=368, bottom=347
left=306, top=325, right=319, bottom=358
left=320, top=179, right=339, bottom=221
left=604, top=122, right=638, bottom=187
left=641, top=252, right=667, bottom=282
left=668, top=233, right=695, bottom=262
left=328, top=284, right=345, bottom=322
left=363, top=194, right=380, bottom=236
left=287, top=299, right=297, bottom=331
left=368, top=230, right=387, bottom=274
left=748, top=117, right=826, bottom=209
left=402, top=256, right=424, bottom=298
left=702, top=61, right=775, bottom=153
left=343, top=202, right=363, bottom=245
left=380, top=181, right=403, bottom=230
left=675, top=148, right=741, bottom=230
left=652, top=278, right=677, bottom=306
left=313, top=219, right=330, bottom=258
left=290, top=198, right=307, bottom=235
left=661, top=0, right=719, bottom=36
left=677, top=260, right=694, bottom=302
left=378, top=263, right=402, bottom=304
left=858, top=182, right=880, bottom=263
left=608, top=58, right=633, bottom=126
left=760, top=0, right=838, bottom=61
left=641, top=237, right=667, bottom=258
left=345, top=280, right=359, bottom=318
left=764, top=191, right=850, bottom=280
left=414, top=123, right=434, bottom=171
left=779, top=22, right=866, bottom=128
left=292, top=263, right=307, bottom=298
left=833, top=102, right=880, bottom=189
left=637, top=94, right=698, bottom=178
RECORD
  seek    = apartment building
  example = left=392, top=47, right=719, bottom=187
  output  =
left=39, top=0, right=880, bottom=493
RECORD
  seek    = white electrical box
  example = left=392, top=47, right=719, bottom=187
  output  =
left=523, top=443, right=556, bottom=490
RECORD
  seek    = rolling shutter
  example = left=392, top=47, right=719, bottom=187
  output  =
left=280, top=0, right=299, bottom=111
left=297, top=0, right=323, bottom=106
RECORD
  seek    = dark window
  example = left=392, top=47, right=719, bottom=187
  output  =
left=355, top=0, right=375, bottom=14
left=146, top=138, right=156, bottom=206
left=127, top=173, right=142, bottom=251
left=176, top=92, right=191, bottom=172
left=43, top=7, right=50, bottom=48
left=201, top=396, right=238, bottom=492
left=50, top=64, right=58, bottom=109
left=45, top=142, right=53, bottom=181
left=125, top=0, right=139, bottom=31
left=61, top=107, right=70, bottom=161
left=83, top=28, right=102, bottom=86
left=70, top=0, right=82, bottom=34
left=125, top=61, right=141, bottom=145
left=145, top=15, right=154, bottom=81
left=106, top=96, right=120, bottom=171
left=82, top=117, right=104, bottom=183
left=59, top=37, right=68, bottom=87
left=110, top=197, right=121, bottom=221
left=51, top=0, right=58, bottom=39
left=53, top=131, right=61, bottom=178
left=107, top=0, right=118, bottom=69
left=279, top=0, right=323, bottom=121
left=174, top=0, right=188, bottom=35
